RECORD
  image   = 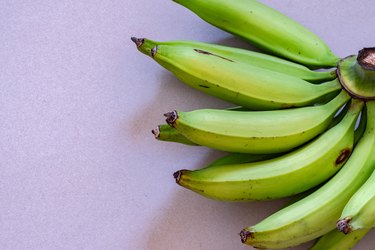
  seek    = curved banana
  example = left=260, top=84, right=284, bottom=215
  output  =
left=164, top=90, right=350, bottom=154
left=132, top=38, right=341, bottom=110
left=309, top=228, right=369, bottom=250
left=152, top=106, right=248, bottom=146
left=337, top=108, right=375, bottom=232
left=239, top=100, right=375, bottom=249
left=172, top=0, right=339, bottom=67
left=131, top=38, right=335, bottom=83
left=173, top=99, right=361, bottom=201
left=152, top=124, right=198, bottom=146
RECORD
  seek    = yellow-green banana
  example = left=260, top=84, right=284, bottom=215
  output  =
left=131, top=38, right=335, bottom=83
left=172, top=0, right=339, bottom=67
left=152, top=106, right=249, bottom=146
left=173, top=99, right=361, bottom=201
left=132, top=38, right=341, bottom=110
left=164, top=90, right=350, bottom=154
left=309, top=228, right=370, bottom=250
left=239, top=100, right=375, bottom=249
left=337, top=106, right=375, bottom=232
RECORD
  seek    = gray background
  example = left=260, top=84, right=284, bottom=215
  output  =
left=1, top=0, right=374, bottom=249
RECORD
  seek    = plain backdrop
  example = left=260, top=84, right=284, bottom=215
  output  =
left=1, top=0, right=375, bottom=249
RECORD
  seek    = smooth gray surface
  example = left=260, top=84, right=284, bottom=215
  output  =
left=1, top=1, right=374, bottom=249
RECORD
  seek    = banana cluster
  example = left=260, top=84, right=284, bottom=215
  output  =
left=132, top=0, right=375, bottom=249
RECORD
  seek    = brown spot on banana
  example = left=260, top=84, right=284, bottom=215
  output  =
left=335, top=148, right=351, bottom=165
left=198, top=85, right=210, bottom=88
left=151, top=46, right=158, bottom=57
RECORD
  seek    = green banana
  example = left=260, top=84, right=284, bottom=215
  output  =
left=239, top=100, right=375, bottom=249
left=131, top=38, right=335, bottom=82
left=132, top=38, right=341, bottom=110
left=152, top=107, right=248, bottom=146
left=152, top=124, right=198, bottom=146
left=172, top=0, right=339, bottom=67
left=309, top=228, right=370, bottom=250
left=337, top=109, right=375, bottom=232
left=164, top=90, right=350, bottom=154
left=173, top=99, right=361, bottom=201
left=338, top=180, right=375, bottom=233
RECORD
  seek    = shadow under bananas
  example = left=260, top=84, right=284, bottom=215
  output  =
left=213, top=35, right=262, bottom=53
left=127, top=64, right=236, bottom=145
left=141, top=171, right=315, bottom=250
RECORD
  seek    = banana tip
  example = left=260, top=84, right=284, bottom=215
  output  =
left=130, top=37, right=145, bottom=48
left=173, top=170, right=182, bottom=183
left=164, top=110, right=178, bottom=126
left=239, top=229, right=254, bottom=243
left=336, top=217, right=352, bottom=234
left=151, top=126, right=160, bottom=138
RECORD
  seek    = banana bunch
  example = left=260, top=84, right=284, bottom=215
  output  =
left=132, top=0, right=375, bottom=249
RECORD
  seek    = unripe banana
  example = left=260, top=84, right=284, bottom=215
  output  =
left=152, top=107, right=248, bottom=146
left=338, top=117, right=375, bottom=232
left=172, top=0, right=339, bottom=67
left=173, top=99, right=361, bottom=201
left=132, top=38, right=341, bottom=110
left=165, top=90, right=350, bottom=154
left=309, top=228, right=369, bottom=250
left=239, top=100, right=375, bottom=249
left=131, top=38, right=335, bottom=83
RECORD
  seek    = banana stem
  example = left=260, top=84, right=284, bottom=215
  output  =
left=357, top=47, right=375, bottom=71
left=338, top=47, right=375, bottom=100
left=354, top=48, right=375, bottom=85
